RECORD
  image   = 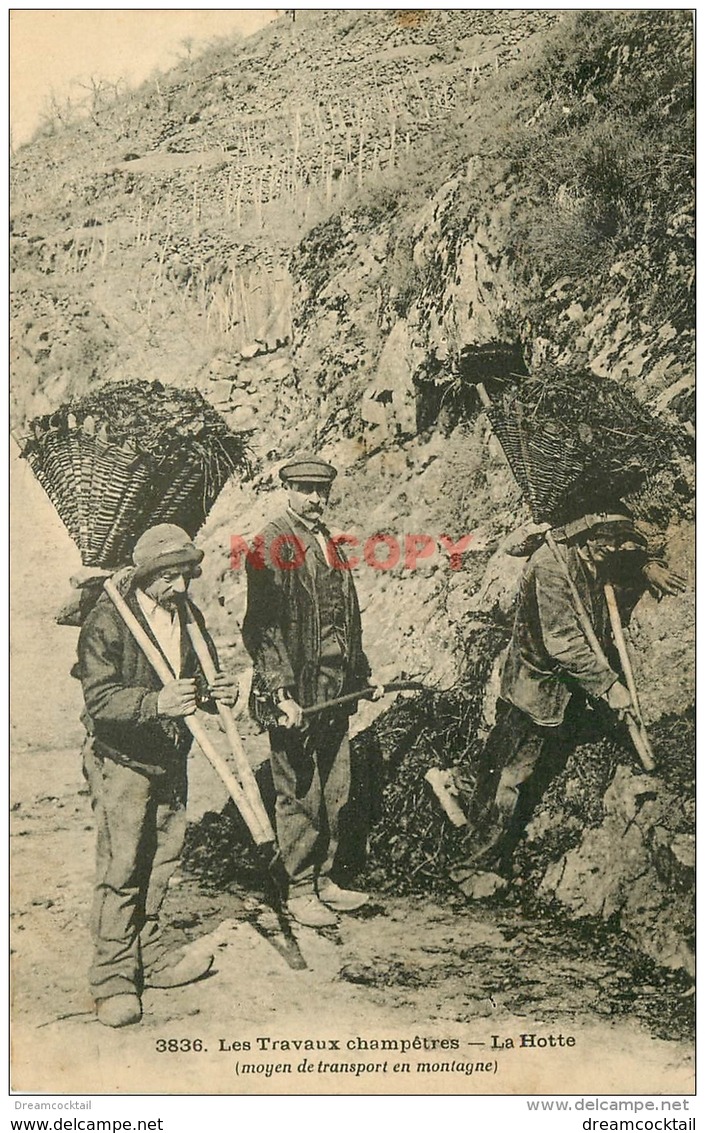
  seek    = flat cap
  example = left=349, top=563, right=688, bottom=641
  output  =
left=279, top=453, right=338, bottom=484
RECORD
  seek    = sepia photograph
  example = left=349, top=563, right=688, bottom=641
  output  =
left=9, top=8, right=695, bottom=1098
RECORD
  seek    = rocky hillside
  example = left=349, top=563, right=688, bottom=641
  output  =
left=11, top=10, right=694, bottom=975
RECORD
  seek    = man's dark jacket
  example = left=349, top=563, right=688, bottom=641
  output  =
left=76, top=585, right=218, bottom=776
left=242, top=513, right=371, bottom=724
left=501, top=540, right=627, bottom=727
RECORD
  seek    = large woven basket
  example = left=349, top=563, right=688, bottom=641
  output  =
left=481, top=370, right=683, bottom=525
left=19, top=381, right=252, bottom=568
left=486, top=399, right=587, bottom=523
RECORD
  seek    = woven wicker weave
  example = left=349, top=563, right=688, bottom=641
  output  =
left=482, top=367, right=686, bottom=525
left=19, top=381, right=252, bottom=568
left=487, top=401, right=586, bottom=523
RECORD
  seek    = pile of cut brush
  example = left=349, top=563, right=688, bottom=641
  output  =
left=179, top=622, right=510, bottom=899
left=364, top=621, right=511, bottom=896
left=483, top=365, right=690, bottom=525
left=18, top=380, right=252, bottom=568
left=181, top=683, right=487, bottom=900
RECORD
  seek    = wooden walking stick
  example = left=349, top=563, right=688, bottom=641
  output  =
left=183, top=606, right=274, bottom=844
left=103, top=578, right=274, bottom=846
left=544, top=531, right=607, bottom=659
left=604, top=582, right=642, bottom=715
left=604, top=581, right=656, bottom=772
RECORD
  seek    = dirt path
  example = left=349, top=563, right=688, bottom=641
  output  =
left=10, top=455, right=694, bottom=1096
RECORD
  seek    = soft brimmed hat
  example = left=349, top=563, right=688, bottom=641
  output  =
left=279, top=453, right=337, bottom=484
left=131, top=524, right=204, bottom=582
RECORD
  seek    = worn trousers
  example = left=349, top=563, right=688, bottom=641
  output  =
left=466, top=699, right=578, bottom=874
left=82, top=738, right=187, bottom=1002
left=268, top=713, right=350, bottom=897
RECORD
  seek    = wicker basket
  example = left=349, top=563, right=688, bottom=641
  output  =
left=19, top=381, right=252, bottom=568
left=486, top=401, right=586, bottom=523
left=481, top=370, right=684, bottom=525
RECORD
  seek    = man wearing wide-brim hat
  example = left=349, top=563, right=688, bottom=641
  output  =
left=464, top=510, right=686, bottom=883
left=242, top=454, right=383, bottom=928
left=76, top=524, right=239, bottom=1027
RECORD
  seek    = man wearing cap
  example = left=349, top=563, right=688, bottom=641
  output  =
left=77, top=524, right=239, bottom=1027
left=465, top=512, right=685, bottom=880
left=242, top=454, right=383, bottom=928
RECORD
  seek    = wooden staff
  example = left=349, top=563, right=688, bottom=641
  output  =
left=604, top=582, right=656, bottom=772
left=301, top=681, right=427, bottom=719
left=545, top=531, right=607, bottom=660
left=103, top=578, right=274, bottom=846
left=183, top=607, right=274, bottom=844
left=604, top=582, right=642, bottom=714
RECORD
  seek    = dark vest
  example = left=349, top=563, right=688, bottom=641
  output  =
left=305, top=531, right=347, bottom=699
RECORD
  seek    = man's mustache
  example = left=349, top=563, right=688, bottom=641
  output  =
left=159, top=592, right=187, bottom=606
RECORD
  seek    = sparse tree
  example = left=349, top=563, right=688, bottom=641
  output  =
left=74, top=75, right=110, bottom=125
left=37, top=89, right=76, bottom=136
left=110, top=76, right=128, bottom=101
